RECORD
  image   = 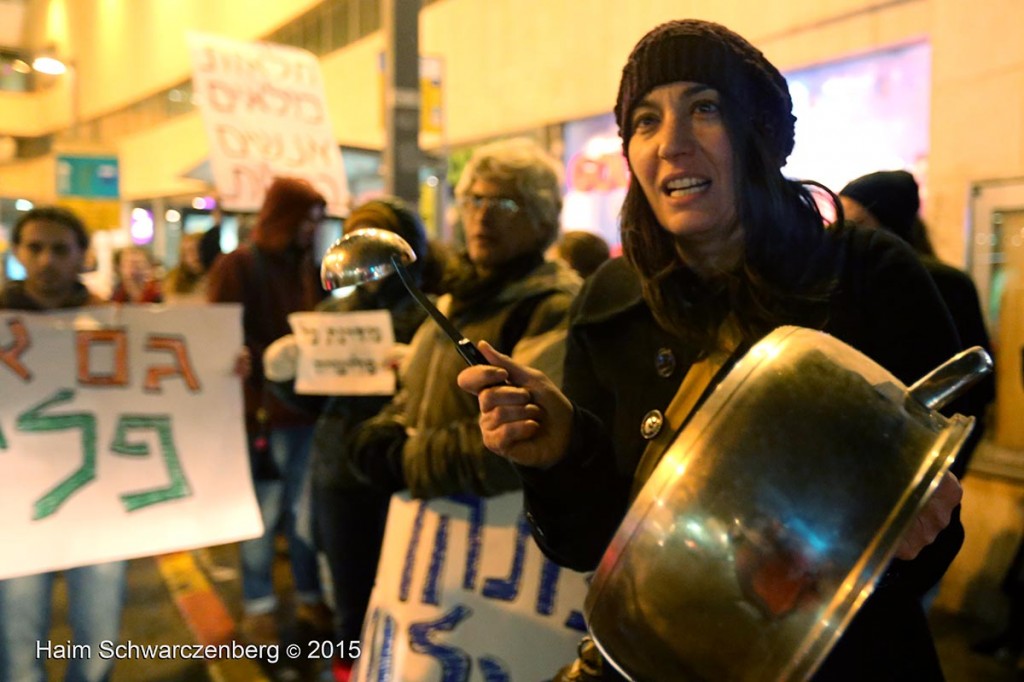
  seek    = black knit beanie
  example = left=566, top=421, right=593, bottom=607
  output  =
left=839, top=170, right=920, bottom=241
left=615, top=19, right=796, bottom=167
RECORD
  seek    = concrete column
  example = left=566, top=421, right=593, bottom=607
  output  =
left=381, top=0, right=421, bottom=207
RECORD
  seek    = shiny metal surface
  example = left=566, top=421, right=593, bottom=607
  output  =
left=585, top=326, right=992, bottom=682
left=319, top=227, right=417, bottom=290
left=320, top=227, right=490, bottom=366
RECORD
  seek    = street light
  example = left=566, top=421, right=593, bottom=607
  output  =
left=30, top=53, right=78, bottom=138
left=31, top=55, right=67, bottom=75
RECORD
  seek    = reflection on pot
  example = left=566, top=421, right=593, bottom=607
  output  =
left=585, top=326, right=992, bottom=682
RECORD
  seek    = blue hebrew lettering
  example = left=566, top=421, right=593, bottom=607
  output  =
left=408, top=605, right=473, bottom=682
left=423, top=514, right=450, bottom=605
left=481, top=513, right=532, bottom=601
left=477, top=656, right=510, bottom=682
left=400, top=501, right=429, bottom=602
left=447, top=494, right=484, bottom=590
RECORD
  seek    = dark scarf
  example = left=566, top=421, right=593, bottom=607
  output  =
left=443, top=252, right=544, bottom=318
left=0, top=281, right=95, bottom=311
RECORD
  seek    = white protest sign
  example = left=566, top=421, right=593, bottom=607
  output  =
left=354, top=492, right=589, bottom=681
left=288, top=310, right=395, bottom=396
left=0, top=305, right=262, bottom=580
left=187, top=32, right=350, bottom=216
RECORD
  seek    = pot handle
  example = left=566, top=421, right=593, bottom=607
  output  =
left=908, top=346, right=993, bottom=410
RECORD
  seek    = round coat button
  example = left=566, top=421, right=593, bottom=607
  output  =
left=655, top=347, right=676, bottom=378
left=640, top=409, right=664, bottom=439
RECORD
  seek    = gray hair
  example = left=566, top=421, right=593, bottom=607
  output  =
left=455, top=137, right=564, bottom=249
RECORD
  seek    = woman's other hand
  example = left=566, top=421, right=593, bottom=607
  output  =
left=894, top=471, right=963, bottom=560
left=457, top=341, right=573, bottom=470
left=262, top=335, right=297, bottom=381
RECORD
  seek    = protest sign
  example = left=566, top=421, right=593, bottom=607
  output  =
left=288, top=310, right=396, bottom=396
left=187, top=32, right=350, bottom=216
left=0, top=305, right=261, bottom=580
left=354, top=492, right=589, bottom=681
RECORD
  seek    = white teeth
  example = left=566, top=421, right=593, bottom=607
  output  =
left=664, top=177, right=709, bottom=196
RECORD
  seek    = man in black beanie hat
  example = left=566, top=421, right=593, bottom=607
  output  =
left=841, top=170, right=995, bottom=479
left=460, top=18, right=965, bottom=682
left=840, top=170, right=921, bottom=243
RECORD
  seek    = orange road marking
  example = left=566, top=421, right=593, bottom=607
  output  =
left=156, top=551, right=270, bottom=681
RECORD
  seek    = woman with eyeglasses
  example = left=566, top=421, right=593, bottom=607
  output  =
left=338, top=136, right=581, bottom=497
left=458, top=19, right=965, bottom=681
left=331, top=137, right=585, bottom=676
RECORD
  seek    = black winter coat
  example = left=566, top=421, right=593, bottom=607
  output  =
left=520, top=226, right=965, bottom=681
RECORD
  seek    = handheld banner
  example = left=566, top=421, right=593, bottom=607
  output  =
left=187, top=31, right=350, bottom=216
left=0, top=305, right=261, bottom=580
left=288, top=310, right=396, bottom=396
left=354, top=492, right=589, bottom=681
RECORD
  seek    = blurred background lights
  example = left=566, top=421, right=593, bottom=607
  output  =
left=130, top=207, right=155, bottom=244
left=14, top=199, right=34, bottom=211
left=165, top=209, right=181, bottom=223
left=31, top=56, right=67, bottom=75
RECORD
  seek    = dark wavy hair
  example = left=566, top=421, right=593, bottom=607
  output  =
left=14, top=206, right=90, bottom=250
left=620, top=91, right=842, bottom=354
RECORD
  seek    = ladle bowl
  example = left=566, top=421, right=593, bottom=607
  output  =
left=320, top=227, right=417, bottom=291
left=320, top=227, right=489, bottom=366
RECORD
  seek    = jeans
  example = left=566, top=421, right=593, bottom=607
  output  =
left=240, top=425, right=322, bottom=614
left=0, top=561, right=127, bottom=682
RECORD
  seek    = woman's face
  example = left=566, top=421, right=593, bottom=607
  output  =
left=460, top=178, right=543, bottom=273
left=627, top=81, right=738, bottom=242
left=297, top=203, right=325, bottom=249
left=181, top=237, right=203, bottom=273
left=120, top=248, right=152, bottom=283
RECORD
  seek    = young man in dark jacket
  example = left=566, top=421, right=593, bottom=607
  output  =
left=0, top=206, right=125, bottom=682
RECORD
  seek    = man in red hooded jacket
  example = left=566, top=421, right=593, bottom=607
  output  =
left=207, top=177, right=332, bottom=645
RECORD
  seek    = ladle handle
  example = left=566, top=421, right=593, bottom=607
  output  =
left=908, top=346, right=993, bottom=410
left=390, top=256, right=489, bottom=367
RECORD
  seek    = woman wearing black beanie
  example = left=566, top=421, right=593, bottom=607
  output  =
left=460, top=19, right=965, bottom=681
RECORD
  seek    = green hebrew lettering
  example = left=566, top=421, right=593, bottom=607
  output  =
left=17, top=388, right=97, bottom=520
left=111, top=414, right=192, bottom=511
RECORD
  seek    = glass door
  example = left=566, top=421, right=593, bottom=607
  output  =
left=969, top=179, right=1024, bottom=474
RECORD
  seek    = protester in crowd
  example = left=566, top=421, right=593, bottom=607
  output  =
left=0, top=206, right=126, bottom=682
left=207, top=177, right=332, bottom=645
left=339, top=138, right=581, bottom=498
left=459, top=20, right=964, bottom=681
left=110, top=245, right=163, bottom=303
left=333, top=138, right=583, bottom=675
left=550, top=230, right=611, bottom=279
left=163, top=232, right=209, bottom=304
left=840, top=169, right=996, bottom=478
left=199, top=205, right=225, bottom=272
left=263, top=197, right=431, bottom=682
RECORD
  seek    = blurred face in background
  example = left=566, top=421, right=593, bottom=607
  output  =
left=119, top=247, right=153, bottom=286
left=297, top=203, right=325, bottom=250
left=180, top=235, right=203, bottom=274
left=14, top=219, right=86, bottom=304
left=460, top=178, right=544, bottom=274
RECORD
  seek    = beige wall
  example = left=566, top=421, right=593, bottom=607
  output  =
left=935, top=473, right=1024, bottom=621
left=4, top=0, right=1024, bottom=270
left=16, top=0, right=323, bottom=121
left=117, top=114, right=211, bottom=202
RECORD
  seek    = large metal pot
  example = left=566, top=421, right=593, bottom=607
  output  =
left=584, top=326, right=991, bottom=681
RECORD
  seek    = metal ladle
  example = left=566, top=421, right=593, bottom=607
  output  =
left=320, top=227, right=488, bottom=366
